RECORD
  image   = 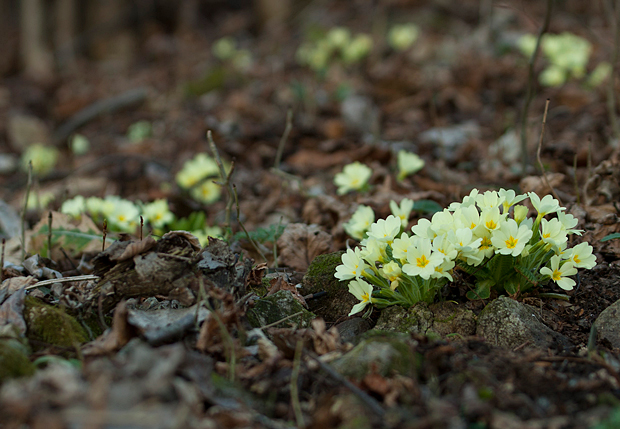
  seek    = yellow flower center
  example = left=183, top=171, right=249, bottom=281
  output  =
left=552, top=270, right=562, bottom=281
left=505, top=236, right=518, bottom=249
left=486, top=220, right=497, bottom=229
left=416, top=255, right=430, bottom=268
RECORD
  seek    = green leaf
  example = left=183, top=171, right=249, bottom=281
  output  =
left=466, top=279, right=493, bottom=300
left=412, top=200, right=443, bottom=214
left=233, top=224, right=286, bottom=244
left=601, top=233, right=620, bottom=242
left=170, top=211, right=206, bottom=232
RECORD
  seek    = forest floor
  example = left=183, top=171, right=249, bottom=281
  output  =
left=2, top=1, right=620, bottom=428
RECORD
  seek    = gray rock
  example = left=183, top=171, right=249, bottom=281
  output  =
left=340, top=95, right=379, bottom=135
left=331, top=332, right=414, bottom=380
left=374, top=301, right=476, bottom=339
left=246, top=290, right=315, bottom=329
left=594, top=299, right=620, bottom=348
left=335, top=317, right=372, bottom=344
left=476, top=296, right=572, bottom=350
left=7, top=114, right=51, bottom=151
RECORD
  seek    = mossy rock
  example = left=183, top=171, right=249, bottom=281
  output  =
left=246, top=290, right=315, bottom=329
left=302, top=251, right=357, bottom=323
left=0, top=338, right=35, bottom=383
left=24, top=296, right=89, bottom=350
left=375, top=302, right=476, bottom=339
left=331, top=332, right=415, bottom=380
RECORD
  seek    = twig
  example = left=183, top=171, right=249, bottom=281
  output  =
left=1, top=238, right=5, bottom=284
left=102, top=219, right=107, bottom=252
left=207, top=131, right=235, bottom=240
left=47, top=211, right=53, bottom=259
left=291, top=340, right=305, bottom=428
left=304, top=350, right=386, bottom=418
left=53, top=88, right=148, bottom=144
left=604, top=0, right=620, bottom=141
left=536, top=99, right=562, bottom=204
left=233, top=184, right=268, bottom=264
left=25, top=275, right=100, bottom=289
left=520, top=0, right=553, bottom=174
left=21, top=161, right=33, bottom=261
left=259, top=311, right=304, bottom=330
left=139, top=216, right=143, bottom=241
left=274, top=108, right=293, bottom=170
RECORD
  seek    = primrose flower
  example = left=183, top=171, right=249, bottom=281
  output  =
left=411, top=218, right=434, bottom=239
left=397, top=150, right=425, bottom=181
left=367, top=215, right=402, bottom=244
left=540, top=218, right=568, bottom=248
left=491, top=218, right=533, bottom=257
left=361, top=236, right=389, bottom=264
left=381, top=261, right=402, bottom=290
left=449, top=228, right=482, bottom=256
left=540, top=255, right=578, bottom=290
left=479, top=207, right=502, bottom=232
left=335, top=247, right=367, bottom=281
left=326, top=27, right=351, bottom=49
left=21, top=144, right=59, bottom=176
left=429, top=209, right=456, bottom=237
left=392, top=232, right=416, bottom=263
left=454, top=204, right=480, bottom=230
left=388, top=23, right=419, bottom=51
left=402, top=238, right=444, bottom=280
left=475, top=190, right=505, bottom=210
left=212, top=36, right=237, bottom=60
left=348, top=279, right=374, bottom=316
left=341, top=33, right=373, bottom=64
left=71, top=134, right=90, bottom=155
left=432, top=234, right=458, bottom=262
left=475, top=230, right=495, bottom=261
left=176, top=153, right=220, bottom=189
left=344, top=205, right=375, bottom=240
left=108, top=199, right=140, bottom=232
left=431, top=258, right=455, bottom=281
left=190, top=181, right=222, bottom=204
left=565, top=242, right=596, bottom=269
left=498, top=188, right=528, bottom=214
left=142, top=199, right=174, bottom=228
left=334, top=162, right=372, bottom=195
left=513, top=205, right=529, bottom=225
left=557, top=211, right=583, bottom=235
left=61, top=196, right=86, bottom=218
left=390, top=199, right=414, bottom=228
left=529, top=193, right=564, bottom=219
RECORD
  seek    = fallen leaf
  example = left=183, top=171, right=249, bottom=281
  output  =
left=0, top=286, right=27, bottom=336
left=276, top=223, right=333, bottom=272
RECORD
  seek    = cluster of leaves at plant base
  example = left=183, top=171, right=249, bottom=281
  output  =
left=169, top=211, right=208, bottom=232
left=36, top=225, right=107, bottom=258
left=233, top=223, right=286, bottom=244
left=411, top=199, right=443, bottom=214
left=460, top=248, right=555, bottom=300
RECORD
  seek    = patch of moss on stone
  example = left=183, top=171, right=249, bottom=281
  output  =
left=24, top=296, right=88, bottom=350
left=302, top=251, right=358, bottom=322
left=246, top=290, right=315, bottom=329
left=331, top=334, right=415, bottom=380
left=0, top=338, right=35, bottom=382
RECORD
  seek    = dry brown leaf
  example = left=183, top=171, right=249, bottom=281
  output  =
left=276, top=223, right=333, bottom=272
left=266, top=276, right=307, bottom=307
left=0, top=276, right=37, bottom=295
left=519, top=173, right=565, bottom=196
left=82, top=300, right=134, bottom=356
left=112, top=236, right=157, bottom=262
left=0, top=286, right=27, bottom=336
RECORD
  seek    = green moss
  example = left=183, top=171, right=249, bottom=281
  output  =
left=0, top=339, right=35, bottom=382
left=246, top=290, right=315, bottom=329
left=24, top=296, right=88, bottom=350
left=304, top=252, right=344, bottom=288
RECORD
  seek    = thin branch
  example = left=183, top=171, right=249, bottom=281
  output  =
left=274, top=108, right=293, bottom=170
left=291, top=340, right=305, bottom=428
left=21, top=161, right=33, bottom=261
left=207, top=131, right=235, bottom=240
left=536, top=99, right=561, bottom=204
left=520, top=0, right=553, bottom=174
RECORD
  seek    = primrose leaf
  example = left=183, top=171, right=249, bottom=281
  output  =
left=601, top=233, right=620, bottom=242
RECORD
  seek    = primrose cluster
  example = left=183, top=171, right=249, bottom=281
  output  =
left=335, top=189, right=596, bottom=316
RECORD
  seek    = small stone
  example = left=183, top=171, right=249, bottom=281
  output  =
left=594, top=299, right=620, bottom=348
left=476, top=296, right=572, bottom=350
left=335, top=317, right=372, bottom=344
left=246, top=290, right=315, bottom=329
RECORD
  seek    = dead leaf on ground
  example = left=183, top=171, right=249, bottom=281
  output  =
left=266, top=276, right=307, bottom=307
left=83, top=300, right=134, bottom=356
left=276, top=223, right=333, bottom=272
left=0, top=286, right=27, bottom=336
left=519, top=173, right=565, bottom=196
left=112, top=236, right=158, bottom=262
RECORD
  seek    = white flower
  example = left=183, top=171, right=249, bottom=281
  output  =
left=397, top=150, right=425, bottom=181
left=478, top=207, right=502, bottom=233
left=453, top=204, right=480, bottom=230
left=565, top=242, right=596, bottom=269
left=361, top=237, right=388, bottom=264
left=388, top=23, right=419, bottom=51
left=429, top=209, right=456, bottom=237
left=390, top=199, right=414, bottom=228
left=513, top=205, right=529, bottom=225
left=448, top=228, right=482, bottom=256
left=176, top=153, right=220, bottom=189
left=341, top=33, right=373, bottom=64
left=540, top=255, right=578, bottom=290
left=108, top=199, right=140, bottom=232
left=490, top=218, right=533, bottom=257
left=367, top=215, right=402, bottom=244
left=411, top=218, right=434, bottom=239
left=326, top=27, right=351, bottom=49
left=61, top=196, right=86, bottom=218
left=540, top=218, right=568, bottom=248
left=142, top=199, right=174, bottom=229
left=392, top=232, right=416, bottom=263
left=190, top=181, right=222, bottom=204
left=335, top=247, right=367, bottom=281
left=381, top=261, right=402, bottom=290
left=334, top=162, right=372, bottom=195
left=402, top=238, right=444, bottom=280
left=21, top=144, right=59, bottom=176
left=431, top=258, right=455, bottom=281
left=498, top=188, right=527, bottom=214
left=432, top=233, right=458, bottom=262
left=348, top=279, right=374, bottom=315
left=528, top=192, right=564, bottom=218
left=344, top=205, right=375, bottom=240
left=557, top=211, right=583, bottom=235
left=475, top=190, right=504, bottom=210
